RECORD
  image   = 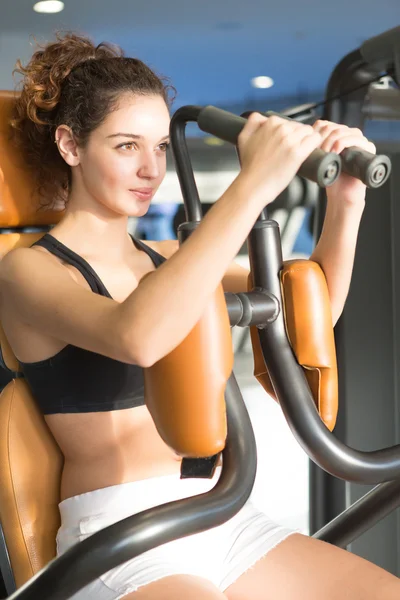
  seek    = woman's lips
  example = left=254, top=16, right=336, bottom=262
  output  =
left=129, top=188, right=154, bottom=201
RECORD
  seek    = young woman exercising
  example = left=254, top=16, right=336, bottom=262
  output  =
left=0, top=32, right=398, bottom=600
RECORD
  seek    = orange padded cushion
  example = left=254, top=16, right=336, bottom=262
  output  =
left=0, top=229, right=60, bottom=588
left=0, top=380, right=63, bottom=588
left=0, top=91, right=63, bottom=227
left=250, top=260, right=338, bottom=431
left=145, top=283, right=233, bottom=457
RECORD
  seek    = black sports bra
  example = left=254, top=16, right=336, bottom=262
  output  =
left=19, top=233, right=166, bottom=415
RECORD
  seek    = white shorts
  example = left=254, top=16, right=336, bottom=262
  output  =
left=56, top=468, right=295, bottom=599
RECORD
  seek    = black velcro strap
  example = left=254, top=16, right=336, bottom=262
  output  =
left=180, top=454, right=220, bottom=479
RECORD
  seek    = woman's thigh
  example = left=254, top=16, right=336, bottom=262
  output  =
left=125, top=574, right=227, bottom=599
left=224, top=533, right=400, bottom=600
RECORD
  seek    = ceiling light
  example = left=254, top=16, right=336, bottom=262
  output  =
left=33, top=1, right=65, bottom=13
left=251, top=76, right=274, bottom=89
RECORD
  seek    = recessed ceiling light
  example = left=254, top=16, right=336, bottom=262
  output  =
left=251, top=76, right=274, bottom=89
left=33, top=1, right=65, bottom=14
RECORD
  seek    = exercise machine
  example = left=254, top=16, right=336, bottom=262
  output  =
left=1, top=25, right=400, bottom=600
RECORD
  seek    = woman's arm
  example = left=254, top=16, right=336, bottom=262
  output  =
left=142, top=120, right=374, bottom=354
left=2, top=117, right=324, bottom=368
left=310, top=195, right=364, bottom=326
left=147, top=239, right=249, bottom=293
left=309, top=121, right=375, bottom=326
left=152, top=121, right=374, bottom=325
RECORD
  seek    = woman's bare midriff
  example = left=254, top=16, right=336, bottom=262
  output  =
left=45, top=407, right=183, bottom=502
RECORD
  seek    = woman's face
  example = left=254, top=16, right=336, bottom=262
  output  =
left=75, top=93, right=171, bottom=217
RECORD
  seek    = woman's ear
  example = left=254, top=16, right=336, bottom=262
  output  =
left=55, top=125, right=80, bottom=167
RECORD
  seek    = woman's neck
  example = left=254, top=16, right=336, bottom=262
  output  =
left=50, top=210, right=133, bottom=263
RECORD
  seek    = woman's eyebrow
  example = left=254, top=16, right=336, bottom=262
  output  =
left=107, top=133, right=170, bottom=142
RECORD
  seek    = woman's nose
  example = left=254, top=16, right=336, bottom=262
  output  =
left=137, top=150, right=160, bottom=179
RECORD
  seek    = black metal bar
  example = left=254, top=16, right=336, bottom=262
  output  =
left=313, top=478, right=400, bottom=548
left=311, top=28, right=400, bottom=536
left=313, top=53, right=371, bottom=239
left=8, top=374, right=256, bottom=600
left=281, top=103, right=317, bottom=122
left=248, top=220, right=400, bottom=483
left=258, top=207, right=269, bottom=221
left=0, top=523, right=15, bottom=596
left=360, top=25, right=400, bottom=83
left=309, top=317, right=348, bottom=534
left=309, top=464, right=346, bottom=535
left=312, top=48, right=374, bottom=533
left=199, top=106, right=340, bottom=188
left=225, top=291, right=279, bottom=328
left=169, top=106, right=203, bottom=223
left=243, top=108, right=391, bottom=189
left=323, top=49, right=380, bottom=125
left=363, top=87, right=400, bottom=121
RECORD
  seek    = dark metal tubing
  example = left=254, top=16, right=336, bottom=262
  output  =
left=360, top=25, right=400, bottom=83
left=225, top=291, right=279, bottom=327
left=170, top=102, right=400, bottom=484
left=169, top=106, right=203, bottom=223
left=247, top=220, right=400, bottom=483
left=363, top=87, right=400, bottom=121
left=199, top=106, right=341, bottom=188
left=309, top=465, right=346, bottom=535
left=8, top=375, right=257, bottom=600
left=311, top=28, right=400, bottom=532
left=0, top=523, right=16, bottom=595
left=323, top=49, right=380, bottom=126
left=312, top=48, right=385, bottom=532
left=313, top=478, right=400, bottom=548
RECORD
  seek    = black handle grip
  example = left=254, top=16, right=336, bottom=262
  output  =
left=198, top=106, right=244, bottom=143
left=197, top=106, right=341, bottom=188
left=264, top=110, right=392, bottom=189
left=296, top=147, right=341, bottom=188
left=340, top=147, right=392, bottom=188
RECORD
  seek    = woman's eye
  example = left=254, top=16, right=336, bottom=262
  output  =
left=118, top=142, right=136, bottom=151
left=116, top=141, right=169, bottom=152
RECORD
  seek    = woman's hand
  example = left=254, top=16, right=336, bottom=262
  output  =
left=313, top=120, right=376, bottom=209
left=237, top=113, right=323, bottom=206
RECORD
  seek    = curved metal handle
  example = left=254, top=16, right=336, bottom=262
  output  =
left=169, top=106, right=203, bottom=222
left=8, top=375, right=256, bottom=600
left=170, top=103, right=400, bottom=484
left=248, top=221, right=400, bottom=484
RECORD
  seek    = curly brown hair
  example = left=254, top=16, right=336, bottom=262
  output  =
left=11, top=32, right=175, bottom=210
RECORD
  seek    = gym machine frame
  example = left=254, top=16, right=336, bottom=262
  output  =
left=310, top=25, right=400, bottom=537
left=3, top=25, right=400, bottom=600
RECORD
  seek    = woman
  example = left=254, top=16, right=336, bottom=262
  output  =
left=0, top=32, right=398, bottom=600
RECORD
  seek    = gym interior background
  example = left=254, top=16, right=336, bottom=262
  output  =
left=0, top=1, right=400, bottom=595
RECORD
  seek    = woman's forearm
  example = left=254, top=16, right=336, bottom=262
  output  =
left=310, top=196, right=365, bottom=326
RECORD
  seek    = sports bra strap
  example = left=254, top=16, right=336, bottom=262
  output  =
left=31, top=233, right=112, bottom=297
left=131, top=236, right=166, bottom=268
left=31, top=233, right=167, bottom=300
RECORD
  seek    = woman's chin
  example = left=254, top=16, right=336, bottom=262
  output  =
left=131, top=202, right=152, bottom=218
left=110, top=197, right=152, bottom=218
